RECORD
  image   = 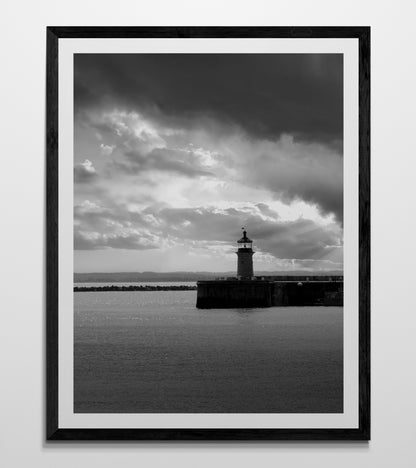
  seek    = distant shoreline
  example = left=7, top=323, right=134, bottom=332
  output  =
left=74, top=285, right=197, bottom=292
left=74, top=271, right=343, bottom=284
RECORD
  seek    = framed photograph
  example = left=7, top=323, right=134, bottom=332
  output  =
left=46, top=26, right=370, bottom=440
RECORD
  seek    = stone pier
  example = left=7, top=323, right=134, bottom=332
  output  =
left=196, top=276, right=343, bottom=308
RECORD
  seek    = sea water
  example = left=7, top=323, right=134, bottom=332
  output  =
left=74, top=290, right=343, bottom=413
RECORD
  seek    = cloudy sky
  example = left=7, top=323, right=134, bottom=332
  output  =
left=74, top=53, right=343, bottom=273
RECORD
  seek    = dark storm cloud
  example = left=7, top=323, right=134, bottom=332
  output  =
left=74, top=159, right=97, bottom=183
left=256, top=203, right=279, bottom=219
left=74, top=54, right=343, bottom=143
left=248, top=153, right=344, bottom=221
left=118, top=148, right=213, bottom=178
left=156, top=205, right=341, bottom=260
left=220, top=135, right=343, bottom=221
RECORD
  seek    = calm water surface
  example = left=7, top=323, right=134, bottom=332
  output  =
left=74, top=290, right=343, bottom=413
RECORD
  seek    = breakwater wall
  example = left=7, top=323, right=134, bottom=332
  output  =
left=196, top=277, right=343, bottom=308
left=74, top=285, right=197, bottom=292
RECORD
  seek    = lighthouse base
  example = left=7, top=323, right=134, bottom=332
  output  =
left=196, top=277, right=343, bottom=309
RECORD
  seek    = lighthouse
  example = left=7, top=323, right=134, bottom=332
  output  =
left=196, top=227, right=343, bottom=308
left=237, top=229, right=254, bottom=278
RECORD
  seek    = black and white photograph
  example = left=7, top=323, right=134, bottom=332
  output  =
left=73, top=52, right=345, bottom=414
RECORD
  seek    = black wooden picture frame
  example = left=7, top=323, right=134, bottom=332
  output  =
left=46, top=26, right=370, bottom=441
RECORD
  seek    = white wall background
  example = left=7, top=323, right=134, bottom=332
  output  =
left=1, top=0, right=415, bottom=466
